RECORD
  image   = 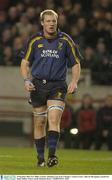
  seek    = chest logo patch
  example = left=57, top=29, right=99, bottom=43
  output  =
left=58, top=42, right=63, bottom=50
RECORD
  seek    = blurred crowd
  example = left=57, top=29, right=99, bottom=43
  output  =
left=60, top=94, right=112, bottom=150
left=0, top=0, right=112, bottom=84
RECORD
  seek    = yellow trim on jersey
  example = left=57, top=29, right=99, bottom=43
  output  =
left=38, top=44, right=44, bottom=48
left=61, top=36, right=79, bottom=64
left=25, top=36, right=42, bottom=61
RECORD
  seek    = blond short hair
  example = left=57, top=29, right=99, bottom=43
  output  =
left=40, top=9, right=58, bottom=21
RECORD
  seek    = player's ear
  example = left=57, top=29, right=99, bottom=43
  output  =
left=41, top=20, right=44, bottom=26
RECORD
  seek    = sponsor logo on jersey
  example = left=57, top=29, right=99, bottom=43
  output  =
left=41, top=50, right=59, bottom=58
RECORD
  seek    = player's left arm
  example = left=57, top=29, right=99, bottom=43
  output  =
left=67, top=63, right=81, bottom=94
left=64, top=34, right=82, bottom=93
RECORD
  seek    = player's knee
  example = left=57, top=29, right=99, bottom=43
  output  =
left=35, top=119, right=46, bottom=128
left=34, top=112, right=46, bottom=128
left=50, top=118, right=58, bottom=124
left=49, top=118, right=60, bottom=130
left=48, top=105, right=64, bottom=125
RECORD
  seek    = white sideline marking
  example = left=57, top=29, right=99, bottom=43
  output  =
left=0, top=155, right=13, bottom=158
left=0, top=155, right=112, bottom=161
left=62, top=158, right=112, bottom=161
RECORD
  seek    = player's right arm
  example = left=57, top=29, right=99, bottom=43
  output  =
left=20, top=34, right=36, bottom=92
left=20, top=59, right=35, bottom=92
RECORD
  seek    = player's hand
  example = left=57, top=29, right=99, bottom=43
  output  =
left=24, top=79, right=36, bottom=92
left=67, top=80, right=77, bottom=94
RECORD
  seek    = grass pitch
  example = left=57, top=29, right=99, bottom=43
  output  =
left=0, top=147, right=112, bottom=175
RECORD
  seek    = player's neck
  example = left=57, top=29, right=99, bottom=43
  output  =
left=43, top=31, right=57, bottom=39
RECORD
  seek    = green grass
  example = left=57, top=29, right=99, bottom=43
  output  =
left=0, top=147, right=112, bottom=175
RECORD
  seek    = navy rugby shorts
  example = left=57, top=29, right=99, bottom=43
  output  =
left=30, top=78, right=68, bottom=107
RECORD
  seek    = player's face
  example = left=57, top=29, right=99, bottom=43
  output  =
left=41, top=14, right=57, bottom=35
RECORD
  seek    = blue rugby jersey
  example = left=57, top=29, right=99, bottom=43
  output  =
left=21, top=31, right=81, bottom=81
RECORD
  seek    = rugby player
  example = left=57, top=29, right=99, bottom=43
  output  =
left=20, top=9, right=81, bottom=167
